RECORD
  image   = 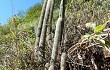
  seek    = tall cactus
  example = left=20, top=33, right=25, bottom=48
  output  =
left=48, top=0, right=65, bottom=70
left=46, top=0, right=54, bottom=49
left=38, top=0, right=53, bottom=63
left=60, top=53, right=66, bottom=70
left=48, top=17, right=62, bottom=70
left=34, top=0, right=48, bottom=60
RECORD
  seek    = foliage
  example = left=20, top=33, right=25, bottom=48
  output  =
left=94, top=23, right=106, bottom=34
left=82, top=21, right=110, bottom=46
left=0, top=2, right=41, bottom=70
left=25, top=3, right=42, bottom=21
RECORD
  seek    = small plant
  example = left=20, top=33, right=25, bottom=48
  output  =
left=82, top=20, right=110, bottom=46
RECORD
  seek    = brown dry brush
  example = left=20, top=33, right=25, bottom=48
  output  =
left=63, top=1, right=110, bottom=70
left=64, top=0, right=110, bottom=45
left=64, top=24, right=110, bottom=70
left=67, top=36, right=110, bottom=70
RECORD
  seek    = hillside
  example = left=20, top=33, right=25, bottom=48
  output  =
left=0, top=0, right=110, bottom=70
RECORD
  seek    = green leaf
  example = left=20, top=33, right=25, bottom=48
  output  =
left=94, top=23, right=106, bottom=34
left=10, top=29, right=17, bottom=39
left=19, top=40, right=23, bottom=45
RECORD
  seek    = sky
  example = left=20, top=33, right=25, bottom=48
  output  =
left=0, top=0, right=42, bottom=25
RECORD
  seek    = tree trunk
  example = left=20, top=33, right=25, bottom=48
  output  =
left=34, top=0, right=48, bottom=60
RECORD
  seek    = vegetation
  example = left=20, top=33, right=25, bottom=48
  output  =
left=0, top=0, right=110, bottom=70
